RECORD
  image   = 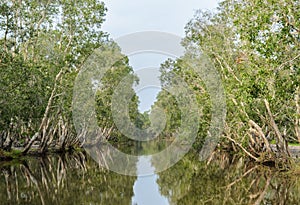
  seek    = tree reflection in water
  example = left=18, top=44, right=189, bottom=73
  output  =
left=0, top=152, right=136, bottom=205
left=1, top=151, right=300, bottom=205
left=156, top=151, right=300, bottom=205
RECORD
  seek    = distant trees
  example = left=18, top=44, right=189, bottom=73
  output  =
left=94, top=48, right=141, bottom=143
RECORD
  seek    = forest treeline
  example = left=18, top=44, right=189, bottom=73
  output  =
left=155, top=0, right=300, bottom=168
left=0, top=0, right=299, bottom=168
left=0, top=0, right=145, bottom=155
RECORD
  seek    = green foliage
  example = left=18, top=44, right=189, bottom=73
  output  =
left=0, top=0, right=107, bottom=149
left=153, top=57, right=212, bottom=148
left=95, top=54, right=141, bottom=143
left=0, top=52, right=52, bottom=135
left=179, top=0, right=300, bottom=147
left=151, top=0, right=299, bottom=153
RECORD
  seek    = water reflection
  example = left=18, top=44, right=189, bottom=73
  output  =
left=156, top=153, right=300, bottom=205
left=0, top=152, right=136, bottom=205
left=1, top=151, right=300, bottom=204
left=132, top=156, right=168, bottom=205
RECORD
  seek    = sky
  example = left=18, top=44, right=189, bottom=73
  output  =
left=101, top=0, right=220, bottom=112
left=102, top=0, right=220, bottom=38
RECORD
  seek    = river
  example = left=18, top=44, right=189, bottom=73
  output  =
left=1, top=149, right=300, bottom=205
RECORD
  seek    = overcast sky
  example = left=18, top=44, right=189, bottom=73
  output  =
left=102, top=0, right=220, bottom=38
left=101, top=0, right=220, bottom=112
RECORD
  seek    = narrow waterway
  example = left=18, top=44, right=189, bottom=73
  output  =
left=1, top=150, right=300, bottom=205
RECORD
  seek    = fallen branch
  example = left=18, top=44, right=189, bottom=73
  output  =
left=249, top=120, right=272, bottom=153
left=264, top=99, right=290, bottom=157
left=225, top=135, right=259, bottom=161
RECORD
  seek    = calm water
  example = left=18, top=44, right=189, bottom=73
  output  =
left=1, top=151, right=300, bottom=205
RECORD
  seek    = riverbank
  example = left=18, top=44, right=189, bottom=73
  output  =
left=2, top=144, right=300, bottom=164
left=0, top=145, right=83, bottom=161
